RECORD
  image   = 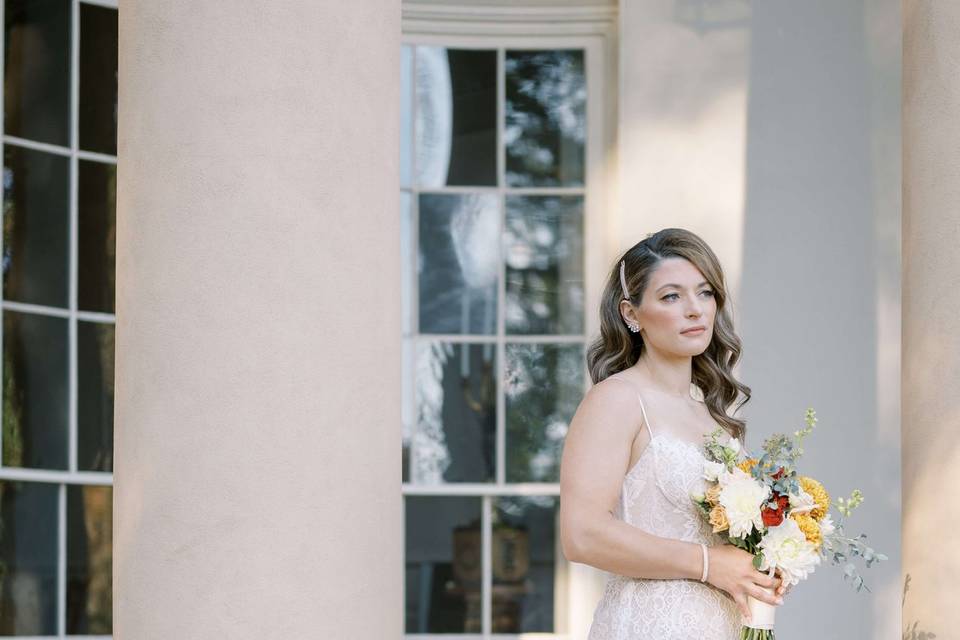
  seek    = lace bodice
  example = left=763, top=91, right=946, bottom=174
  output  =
left=586, top=377, right=742, bottom=640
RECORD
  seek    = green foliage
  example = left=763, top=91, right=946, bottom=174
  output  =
left=836, top=489, right=864, bottom=517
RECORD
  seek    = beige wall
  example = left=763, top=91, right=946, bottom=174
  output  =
left=115, top=1, right=401, bottom=637
left=902, top=2, right=960, bottom=634
left=612, top=1, right=901, bottom=638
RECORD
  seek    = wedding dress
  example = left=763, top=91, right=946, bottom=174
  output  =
left=586, top=376, right=742, bottom=640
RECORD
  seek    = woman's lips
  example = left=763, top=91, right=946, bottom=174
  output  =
left=681, top=327, right=706, bottom=335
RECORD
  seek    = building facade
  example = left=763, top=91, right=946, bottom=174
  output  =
left=5, top=0, right=947, bottom=639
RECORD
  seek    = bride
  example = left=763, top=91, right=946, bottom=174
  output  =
left=559, top=228, right=790, bottom=639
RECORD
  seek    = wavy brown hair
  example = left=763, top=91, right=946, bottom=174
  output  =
left=586, top=228, right=750, bottom=441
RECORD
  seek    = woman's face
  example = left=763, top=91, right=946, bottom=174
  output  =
left=623, top=257, right=718, bottom=357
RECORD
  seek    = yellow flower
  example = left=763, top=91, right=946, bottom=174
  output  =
left=738, top=458, right=758, bottom=474
left=799, top=476, right=830, bottom=521
left=705, top=484, right=723, bottom=506
left=791, top=512, right=822, bottom=548
left=709, top=505, right=730, bottom=533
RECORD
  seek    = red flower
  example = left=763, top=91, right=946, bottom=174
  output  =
left=771, top=467, right=786, bottom=480
left=760, top=494, right=790, bottom=527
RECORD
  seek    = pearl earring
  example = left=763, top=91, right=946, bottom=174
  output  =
left=628, top=323, right=640, bottom=333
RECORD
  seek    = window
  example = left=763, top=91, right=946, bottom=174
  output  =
left=401, top=4, right=615, bottom=637
left=0, top=0, right=117, bottom=636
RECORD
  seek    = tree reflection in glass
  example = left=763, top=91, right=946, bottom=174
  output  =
left=505, top=195, right=584, bottom=335
left=416, top=47, right=497, bottom=187
left=505, top=50, right=585, bottom=187
left=418, top=193, right=499, bottom=335
left=414, top=342, right=496, bottom=483
left=505, top=343, right=584, bottom=482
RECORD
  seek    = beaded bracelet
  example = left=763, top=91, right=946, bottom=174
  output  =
left=699, top=543, right=710, bottom=583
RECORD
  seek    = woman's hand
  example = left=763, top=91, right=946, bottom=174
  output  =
left=705, top=545, right=784, bottom=621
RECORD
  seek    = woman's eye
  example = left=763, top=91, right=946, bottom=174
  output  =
left=662, top=290, right=713, bottom=301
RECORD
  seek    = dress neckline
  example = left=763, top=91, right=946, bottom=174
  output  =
left=624, top=433, right=707, bottom=481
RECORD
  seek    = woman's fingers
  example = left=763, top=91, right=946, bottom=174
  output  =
left=757, top=572, right=780, bottom=589
left=734, top=594, right=751, bottom=622
left=750, top=585, right=783, bottom=607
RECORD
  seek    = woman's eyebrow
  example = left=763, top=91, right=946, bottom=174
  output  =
left=655, top=281, right=710, bottom=293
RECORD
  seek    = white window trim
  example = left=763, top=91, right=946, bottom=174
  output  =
left=401, top=3, right=617, bottom=638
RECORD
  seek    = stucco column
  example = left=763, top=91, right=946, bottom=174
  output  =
left=115, top=2, right=400, bottom=638
left=902, top=2, right=960, bottom=635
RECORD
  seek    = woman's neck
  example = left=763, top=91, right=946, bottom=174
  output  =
left=632, top=352, right=693, bottom=398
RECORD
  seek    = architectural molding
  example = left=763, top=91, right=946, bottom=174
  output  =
left=402, top=1, right=617, bottom=37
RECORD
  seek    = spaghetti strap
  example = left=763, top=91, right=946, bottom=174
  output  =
left=606, top=376, right=656, bottom=439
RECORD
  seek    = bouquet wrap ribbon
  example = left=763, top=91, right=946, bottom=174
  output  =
left=741, top=587, right=776, bottom=631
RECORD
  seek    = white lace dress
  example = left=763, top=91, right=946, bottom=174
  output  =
left=586, top=378, right=742, bottom=640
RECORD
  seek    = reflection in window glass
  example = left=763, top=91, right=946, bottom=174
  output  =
left=78, top=321, right=114, bottom=472
left=79, top=3, right=118, bottom=155
left=403, top=41, right=590, bottom=639
left=2, top=310, right=68, bottom=469
left=2, top=145, right=70, bottom=308
left=78, top=159, right=117, bottom=313
left=405, top=496, right=482, bottom=633
left=505, top=195, right=584, bottom=335
left=418, top=193, right=499, bottom=335
left=3, top=0, right=71, bottom=146
left=67, top=485, right=112, bottom=634
left=492, top=496, right=565, bottom=633
left=414, top=341, right=496, bottom=484
left=416, top=47, right=497, bottom=187
left=0, top=481, right=58, bottom=635
left=400, top=192, right=413, bottom=336
left=505, top=50, right=585, bottom=187
left=505, top=343, right=584, bottom=482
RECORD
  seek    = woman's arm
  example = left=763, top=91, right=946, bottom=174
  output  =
left=559, top=380, right=702, bottom=579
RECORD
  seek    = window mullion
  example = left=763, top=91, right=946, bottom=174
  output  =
left=481, top=494, right=492, bottom=639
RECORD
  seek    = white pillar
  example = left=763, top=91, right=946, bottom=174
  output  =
left=115, top=2, right=401, bottom=637
left=902, top=1, right=960, bottom=634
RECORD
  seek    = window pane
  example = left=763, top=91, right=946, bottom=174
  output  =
left=401, top=45, right=413, bottom=189
left=414, top=341, right=496, bottom=484
left=401, top=191, right=413, bottom=336
left=418, top=193, right=498, bottom=336
left=78, top=159, right=117, bottom=314
left=492, top=496, right=565, bottom=633
left=416, top=47, right=497, bottom=187
left=505, top=50, right=585, bottom=187
left=401, top=337, right=413, bottom=483
left=505, top=195, right=584, bottom=335
left=0, top=481, right=58, bottom=635
left=505, top=343, right=583, bottom=482
left=67, top=485, right=112, bottom=635
left=77, top=321, right=114, bottom=472
left=3, top=0, right=71, bottom=146
left=78, top=3, right=118, bottom=155
left=2, top=310, right=68, bottom=469
left=405, top=496, right=481, bottom=633
left=2, top=145, right=69, bottom=308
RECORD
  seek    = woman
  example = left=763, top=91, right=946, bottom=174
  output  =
left=559, top=228, right=790, bottom=639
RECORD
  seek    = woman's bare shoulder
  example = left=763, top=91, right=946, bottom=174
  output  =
left=570, top=375, right=644, bottom=437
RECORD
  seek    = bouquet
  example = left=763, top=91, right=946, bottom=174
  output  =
left=690, top=409, right=887, bottom=640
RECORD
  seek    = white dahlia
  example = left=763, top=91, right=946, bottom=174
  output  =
left=702, top=459, right=726, bottom=482
left=718, top=468, right=771, bottom=538
left=758, top=517, right=821, bottom=586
